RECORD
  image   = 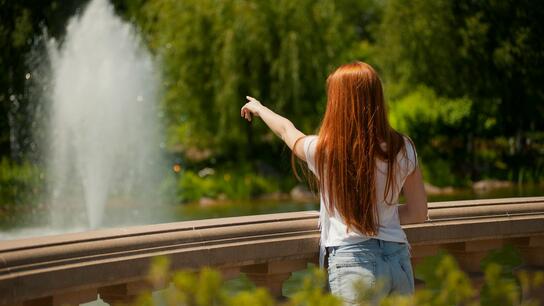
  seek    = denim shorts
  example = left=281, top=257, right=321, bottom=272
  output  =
left=326, top=239, right=415, bottom=305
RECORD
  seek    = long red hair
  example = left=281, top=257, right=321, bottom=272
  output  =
left=314, top=61, right=408, bottom=236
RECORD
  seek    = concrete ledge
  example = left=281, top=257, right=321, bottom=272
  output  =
left=426, top=196, right=544, bottom=220
left=0, top=211, right=320, bottom=303
left=1, top=197, right=543, bottom=305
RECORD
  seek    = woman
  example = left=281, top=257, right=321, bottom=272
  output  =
left=240, top=61, right=428, bottom=304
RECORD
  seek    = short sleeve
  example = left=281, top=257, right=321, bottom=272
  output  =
left=404, top=136, right=418, bottom=175
left=303, top=135, right=318, bottom=175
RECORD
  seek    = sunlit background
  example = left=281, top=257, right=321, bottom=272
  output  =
left=1, top=0, right=543, bottom=239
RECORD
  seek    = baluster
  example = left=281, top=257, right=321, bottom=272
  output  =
left=240, top=259, right=308, bottom=298
left=98, top=281, right=152, bottom=305
left=22, top=288, right=97, bottom=306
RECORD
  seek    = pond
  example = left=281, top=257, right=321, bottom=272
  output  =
left=168, top=183, right=544, bottom=222
left=0, top=184, right=542, bottom=240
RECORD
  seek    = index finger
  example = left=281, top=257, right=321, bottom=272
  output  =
left=246, top=96, right=257, bottom=103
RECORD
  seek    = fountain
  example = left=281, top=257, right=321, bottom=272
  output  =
left=45, top=0, right=163, bottom=229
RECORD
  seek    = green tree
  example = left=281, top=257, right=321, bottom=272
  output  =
left=0, top=0, right=85, bottom=160
left=376, top=0, right=544, bottom=183
left=137, top=0, right=368, bottom=162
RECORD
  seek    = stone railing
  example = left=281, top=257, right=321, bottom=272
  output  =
left=1, top=196, right=543, bottom=305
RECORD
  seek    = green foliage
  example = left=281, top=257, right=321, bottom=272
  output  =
left=171, top=268, right=228, bottom=305
left=414, top=250, right=475, bottom=305
left=176, top=168, right=280, bottom=203
left=137, top=0, right=361, bottom=158
left=480, top=244, right=522, bottom=274
left=411, top=245, right=543, bottom=306
left=0, top=158, right=44, bottom=228
left=287, top=266, right=340, bottom=306
left=132, top=0, right=544, bottom=188
left=479, top=245, right=523, bottom=306
left=481, top=263, right=520, bottom=306
left=377, top=0, right=544, bottom=184
left=1, top=0, right=543, bottom=204
left=377, top=0, right=459, bottom=98
left=136, top=255, right=276, bottom=306
left=228, top=289, right=275, bottom=306
left=131, top=245, right=544, bottom=306
left=420, top=158, right=465, bottom=188
left=517, top=270, right=544, bottom=306
left=388, top=86, right=472, bottom=187
left=12, top=9, right=33, bottom=48
left=0, top=0, right=83, bottom=157
left=0, top=157, right=42, bottom=207
left=389, top=86, right=472, bottom=134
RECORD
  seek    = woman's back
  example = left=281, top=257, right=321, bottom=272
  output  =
left=303, top=134, right=418, bottom=251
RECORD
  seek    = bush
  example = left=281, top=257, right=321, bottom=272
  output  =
left=128, top=245, right=544, bottom=306
left=176, top=167, right=281, bottom=203
left=388, top=85, right=473, bottom=187
left=0, top=157, right=42, bottom=208
left=0, top=158, right=45, bottom=228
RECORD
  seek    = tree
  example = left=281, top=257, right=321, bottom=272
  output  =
left=376, top=0, right=544, bottom=183
left=0, top=0, right=85, bottom=160
left=137, top=0, right=368, bottom=161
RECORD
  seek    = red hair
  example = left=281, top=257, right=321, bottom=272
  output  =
left=314, top=61, right=408, bottom=236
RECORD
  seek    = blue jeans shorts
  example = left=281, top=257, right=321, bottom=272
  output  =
left=326, top=239, right=415, bottom=305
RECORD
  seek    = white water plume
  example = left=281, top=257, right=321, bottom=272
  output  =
left=46, top=0, right=163, bottom=229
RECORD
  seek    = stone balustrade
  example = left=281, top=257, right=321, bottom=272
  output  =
left=1, top=196, right=543, bottom=305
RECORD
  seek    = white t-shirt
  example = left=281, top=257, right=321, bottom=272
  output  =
left=303, top=135, right=418, bottom=266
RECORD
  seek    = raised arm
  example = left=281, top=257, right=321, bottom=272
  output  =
left=398, top=166, right=428, bottom=224
left=241, top=96, right=307, bottom=161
